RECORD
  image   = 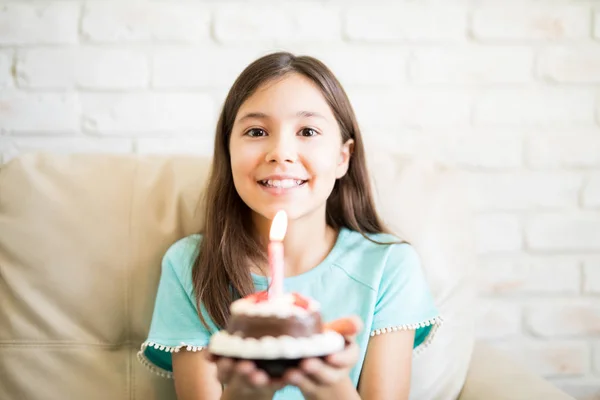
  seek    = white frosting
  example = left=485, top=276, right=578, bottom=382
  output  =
left=230, top=293, right=320, bottom=318
left=208, top=330, right=345, bottom=359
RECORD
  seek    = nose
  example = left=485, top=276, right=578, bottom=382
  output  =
left=265, top=132, right=297, bottom=164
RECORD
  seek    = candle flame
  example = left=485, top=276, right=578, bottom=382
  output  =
left=269, top=210, right=288, bottom=241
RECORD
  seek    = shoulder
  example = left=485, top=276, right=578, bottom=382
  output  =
left=334, top=229, right=420, bottom=288
left=162, top=233, right=203, bottom=281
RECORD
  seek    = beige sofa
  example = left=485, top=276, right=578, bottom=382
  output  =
left=0, top=152, right=574, bottom=400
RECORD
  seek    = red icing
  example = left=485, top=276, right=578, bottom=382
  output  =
left=246, top=291, right=311, bottom=310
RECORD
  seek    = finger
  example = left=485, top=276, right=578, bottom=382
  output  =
left=324, top=315, right=363, bottom=337
left=326, top=342, right=360, bottom=368
left=300, top=357, right=341, bottom=386
left=234, top=360, right=255, bottom=376
left=284, top=368, right=319, bottom=395
left=216, top=358, right=235, bottom=383
left=236, top=361, right=273, bottom=390
left=247, top=369, right=269, bottom=387
left=205, top=351, right=220, bottom=363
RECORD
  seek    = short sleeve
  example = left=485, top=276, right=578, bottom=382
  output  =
left=371, top=243, right=442, bottom=354
left=137, top=236, right=216, bottom=378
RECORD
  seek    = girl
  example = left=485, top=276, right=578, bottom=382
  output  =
left=138, top=52, right=442, bottom=400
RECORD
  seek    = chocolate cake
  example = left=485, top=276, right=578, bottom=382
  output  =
left=208, top=291, right=345, bottom=377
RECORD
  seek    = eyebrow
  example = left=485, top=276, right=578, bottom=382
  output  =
left=236, top=111, right=327, bottom=123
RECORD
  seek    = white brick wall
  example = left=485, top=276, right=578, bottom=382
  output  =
left=526, top=214, right=600, bottom=251
left=152, top=47, right=264, bottom=89
left=527, top=134, right=600, bottom=169
left=584, top=174, right=600, bottom=208
left=80, top=93, right=216, bottom=135
left=0, top=2, right=79, bottom=44
left=538, top=46, right=600, bottom=83
left=0, top=91, right=80, bottom=132
left=215, top=4, right=342, bottom=44
left=466, top=172, right=583, bottom=210
left=479, top=256, right=580, bottom=295
left=409, top=46, right=534, bottom=84
left=584, top=260, right=600, bottom=294
left=471, top=5, right=591, bottom=40
left=0, top=49, right=12, bottom=88
left=526, top=301, right=600, bottom=337
left=344, top=4, right=466, bottom=42
left=473, top=88, right=596, bottom=126
left=16, top=47, right=149, bottom=89
left=1, top=0, right=599, bottom=397
left=595, top=344, right=600, bottom=374
left=474, top=213, right=523, bottom=254
left=81, top=2, right=211, bottom=43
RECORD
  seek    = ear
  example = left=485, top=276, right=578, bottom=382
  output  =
left=335, top=139, right=354, bottom=179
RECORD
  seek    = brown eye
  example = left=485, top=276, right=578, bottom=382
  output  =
left=299, top=128, right=319, bottom=137
left=245, top=128, right=267, bottom=137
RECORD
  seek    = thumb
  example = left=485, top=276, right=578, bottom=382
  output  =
left=324, top=315, right=363, bottom=337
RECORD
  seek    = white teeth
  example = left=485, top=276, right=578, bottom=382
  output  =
left=261, top=179, right=305, bottom=188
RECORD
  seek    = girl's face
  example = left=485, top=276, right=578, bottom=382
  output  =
left=229, top=73, right=353, bottom=223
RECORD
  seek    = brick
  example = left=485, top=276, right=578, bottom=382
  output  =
left=16, top=47, right=148, bottom=89
left=214, top=3, right=341, bottom=44
left=0, top=91, right=79, bottom=133
left=360, top=128, right=431, bottom=158
left=81, top=93, right=216, bottom=135
left=479, top=257, right=580, bottom=295
left=475, top=300, right=521, bottom=339
left=434, top=133, right=523, bottom=169
left=410, top=46, right=533, bottom=84
left=152, top=47, right=264, bottom=89
left=471, top=6, right=590, bottom=41
left=0, top=50, right=12, bottom=88
left=493, top=340, right=588, bottom=377
left=82, top=2, right=210, bottom=43
left=474, top=88, right=596, bottom=126
left=136, top=137, right=214, bottom=156
left=465, top=172, right=582, bottom=211
left=527, top=134, right=600, bottom=168
left=538, top=46, right=600, bottom=83
left=526, top=301, right=600, bottom=338
left=555, top=379, right=600, bottom=400
left=348, top=89, right=472, bottom=128
left=526, top=213, right=600, bottom=251
left=475, top=213, right=522, bottom=254
left=584, top=174, right=600, bottom=208
left=291, top=46, right=409, bottom=86
left=2, top=136, right=133, bottom=163
left=0, top=2, right=79, bottom=44
left=344, top=4, right=466, bottom=42
left=584, top=260, right=600, bottom=294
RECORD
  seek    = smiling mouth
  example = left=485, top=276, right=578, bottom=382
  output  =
left=258, top=179, right=308, bottom=189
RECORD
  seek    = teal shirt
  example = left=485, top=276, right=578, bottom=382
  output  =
left=138, top=228, right=442, bottom=399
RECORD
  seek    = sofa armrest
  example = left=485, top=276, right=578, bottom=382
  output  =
left=457, top=342, right=575, bottom=400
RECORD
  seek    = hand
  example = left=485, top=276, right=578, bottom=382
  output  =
left=282, top=315, right=363, bottom=398
left=206, top=352, right=284, bottom=400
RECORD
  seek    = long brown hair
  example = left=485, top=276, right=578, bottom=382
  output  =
left=193, top=52, right=391, bottom=329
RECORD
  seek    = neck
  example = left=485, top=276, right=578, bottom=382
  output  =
left=252, top=208, right=337, bottom=277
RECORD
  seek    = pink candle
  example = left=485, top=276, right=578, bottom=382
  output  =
left=268, top=210, right=287, bottom=298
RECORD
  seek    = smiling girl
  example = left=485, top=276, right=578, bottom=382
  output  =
left=138, top=52, right=442, bottom=400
